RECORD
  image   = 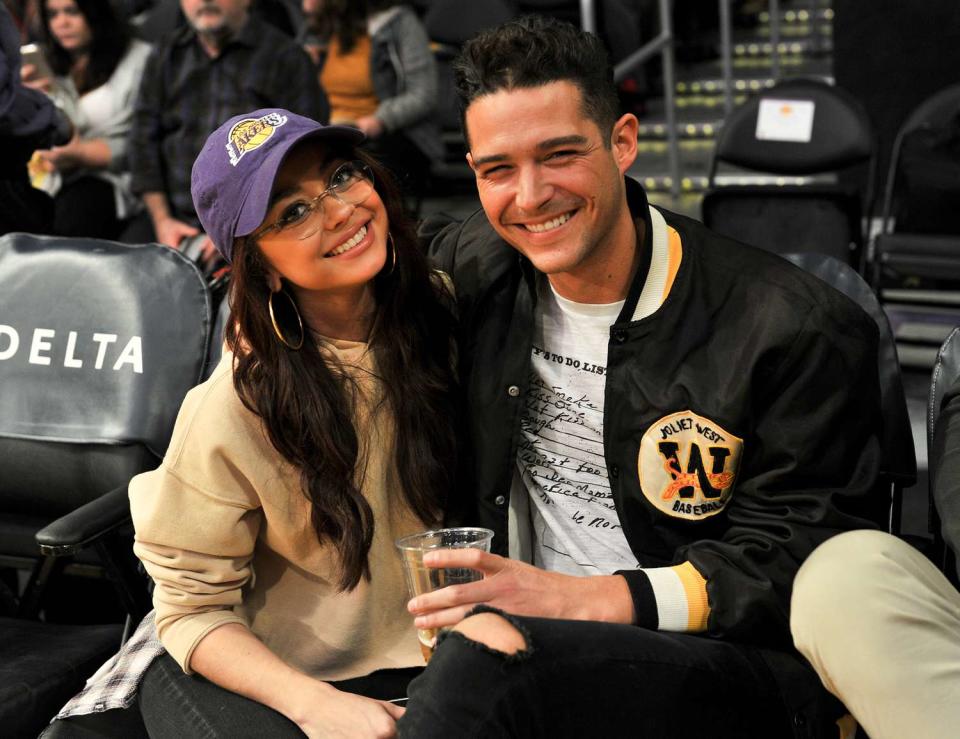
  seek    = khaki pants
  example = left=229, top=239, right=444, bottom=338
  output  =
left=791, top=530, right=960, bottom=739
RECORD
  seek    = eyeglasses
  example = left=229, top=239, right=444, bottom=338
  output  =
left=256, top=160, right=375, bottom=241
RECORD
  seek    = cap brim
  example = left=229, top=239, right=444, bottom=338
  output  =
left=233, top=125, right=366, bottom=239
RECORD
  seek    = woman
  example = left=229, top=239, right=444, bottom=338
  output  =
left=303, top=0, right=441, bottom=196
left=26, top=0, right=150, bottom=238
left=130, top=108, right=458, bottom=736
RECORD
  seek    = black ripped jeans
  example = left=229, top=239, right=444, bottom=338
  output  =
left=397, top=607, right=842, bottom=739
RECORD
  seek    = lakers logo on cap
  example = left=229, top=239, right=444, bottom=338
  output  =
left=637, top=410, right=742, bottom=520
left=225, top=112, right=288, bottom=166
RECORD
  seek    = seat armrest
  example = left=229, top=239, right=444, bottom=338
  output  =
left=35, top=485, right=131, bottom=556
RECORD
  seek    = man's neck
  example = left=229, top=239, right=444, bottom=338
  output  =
left=547, top=211, right=645, bottom=305
left=196, top=24, right=241, bottom=58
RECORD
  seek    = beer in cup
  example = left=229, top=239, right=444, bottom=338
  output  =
left=395, top=527, right=494, bottom=661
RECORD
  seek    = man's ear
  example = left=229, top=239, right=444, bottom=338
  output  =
left=611, top=113, right=639, bottom=174
left=466, top=151, right=476, bottom=171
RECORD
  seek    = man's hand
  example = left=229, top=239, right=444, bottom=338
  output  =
left=406, top=549, right=635, bottom=630
left=154, top=216, right=199, bottom=249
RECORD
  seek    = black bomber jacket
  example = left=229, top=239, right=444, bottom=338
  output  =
left=426, top=180, right=884, bottom=652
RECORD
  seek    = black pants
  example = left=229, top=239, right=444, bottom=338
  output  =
left=53, top=176, right=121, bottom=240
left=0, top=179, right=54, bottom=235
left=398, top=608, right=842, bottom=739
left=138, top=653, right=421, bottom=738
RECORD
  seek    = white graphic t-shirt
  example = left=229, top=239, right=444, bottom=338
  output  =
left=517, top=279, right=640, bottom=576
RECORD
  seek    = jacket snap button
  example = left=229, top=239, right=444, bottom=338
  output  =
left=507, top=385, right=520, bottom=397
left=494, top=495, right=506, bottom=506
left=793, top=713, right=806, bottom=728
left=609, top=464, right=620, bottom=478
left=613, top=330, right=627, bottom=343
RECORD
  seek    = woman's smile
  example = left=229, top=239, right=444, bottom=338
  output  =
left=325, top=221, right=372, bottom=258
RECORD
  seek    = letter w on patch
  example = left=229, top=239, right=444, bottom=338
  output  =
left=637, top=411, right=742, bottom=520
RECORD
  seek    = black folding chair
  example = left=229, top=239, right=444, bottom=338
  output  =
left=870, top=83, right=960, bottom=289
left=703, top=78, right=875, bottom=268
left=0, top=234, right=212, bottom=737
left=423, top=0, right=516, bottom=186
left=784, top=252, right=916, bottom=533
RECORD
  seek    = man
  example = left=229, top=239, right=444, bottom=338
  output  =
left=791, top=355, right=960, bottom=739
left=127, top=0, right=327, bottom=249
left=398, top=16, right=884, bottom=738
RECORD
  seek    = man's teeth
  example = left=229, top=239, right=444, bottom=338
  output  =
left=525, top=212, right=571, bottom=233
left=327, top=225, right=367, bottom=256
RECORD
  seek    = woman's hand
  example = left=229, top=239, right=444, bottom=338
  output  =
left=189, top=623, right=404, bottom=738
left=295, top=683, right=404, bottom=739
left=37, top=132, right=82, bottom=172
left=36, top=134, right=111, bottom=173
left=20, top=63, right=52, bottom=92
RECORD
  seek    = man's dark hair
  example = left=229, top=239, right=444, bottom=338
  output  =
left=453, top=15, right=620, bottom=147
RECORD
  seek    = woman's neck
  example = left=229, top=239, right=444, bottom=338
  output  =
left=295, top=284, right=378, bottom=343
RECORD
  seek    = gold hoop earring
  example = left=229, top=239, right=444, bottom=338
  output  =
left=383, top=232, right=397, bottom=276
left=268, top=289, right=304, bottom=350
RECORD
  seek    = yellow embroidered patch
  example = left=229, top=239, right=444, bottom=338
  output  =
left=637, top=410, right=742, bottom=520
left=225, top=112, right=288, bottom=166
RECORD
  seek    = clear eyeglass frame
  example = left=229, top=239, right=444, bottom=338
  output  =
left=255, top=160, right=375, bottom=241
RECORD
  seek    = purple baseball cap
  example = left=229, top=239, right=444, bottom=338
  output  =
left=190, top=108, right=364, bottom=262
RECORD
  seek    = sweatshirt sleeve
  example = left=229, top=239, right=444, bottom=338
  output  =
left=99, top=41, right=152, bottom=173
left=128, top=44, right=166, bottom=196
left=129, top=371, right=264, bottom=673
left=374, top=11, right=437, bottom=133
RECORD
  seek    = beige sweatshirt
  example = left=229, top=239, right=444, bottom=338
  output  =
left=129, top=339, right=427, bottom=678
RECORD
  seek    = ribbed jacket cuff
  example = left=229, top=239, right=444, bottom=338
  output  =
left=616, top=561, right=710, bottom=632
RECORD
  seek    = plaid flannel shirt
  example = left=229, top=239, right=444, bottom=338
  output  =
left=129, top=20, right=328, bottom=224
left=54, top=612, right=164, bottom=721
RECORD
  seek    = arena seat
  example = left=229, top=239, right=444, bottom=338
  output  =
left=784, top=252, right=916, bottom=533
left=703, top=78, right=875, bottom=268
left=0, top=233, right=213, bottom=737
left=423, top=0, right=515, bottom=187
left=870, top=83, right=960, bottom=289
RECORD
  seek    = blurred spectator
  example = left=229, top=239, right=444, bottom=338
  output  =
left=21, top=0, right=150, bottom=239
left=304, top=0, right=440, bottom=195
left=135, top=0, right=303, bottom=44
left=3, top=0, right=42, bottom=42
left=0, top=2, right=71, bottom=234
left=125, top=0, right=328, bottom=250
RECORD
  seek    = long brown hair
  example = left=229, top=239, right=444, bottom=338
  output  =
left=308, top=0, right=366, bottom=54
left=39, top=0, right=131, bottom=94
left=226, top=147, right=457, bottom=590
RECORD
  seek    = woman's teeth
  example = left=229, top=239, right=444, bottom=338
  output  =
left=327, top=225, right=367, bottom=257
left=525, top=212, right=572, bottom=233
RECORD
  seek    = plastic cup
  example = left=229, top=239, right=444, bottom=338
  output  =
left=395, top=527, right=494, bottom=661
